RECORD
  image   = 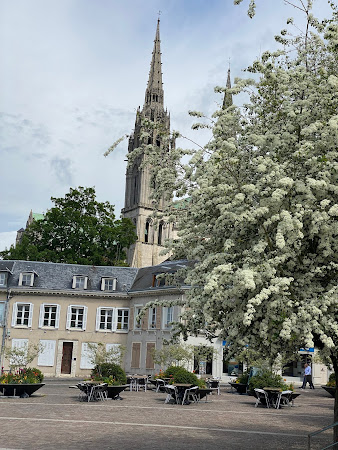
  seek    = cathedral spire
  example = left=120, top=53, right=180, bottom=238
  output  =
left=144, top=19, right=164, bottom=109
left=223, top=67, right=233, bottom=109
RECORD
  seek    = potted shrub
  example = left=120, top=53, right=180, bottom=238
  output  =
left=322, top=373, right=336, bottom=398
left=90, top=363, right=128, bottom=399
left=0, top=367, right=44, bottom=397
left=248, top=370, right=288, bottom=394
left=229, top=371, right=250, bottom=394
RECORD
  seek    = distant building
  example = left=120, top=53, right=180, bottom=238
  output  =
left=16, top=210, right=44, bottom=246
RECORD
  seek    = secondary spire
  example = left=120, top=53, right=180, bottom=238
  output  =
left=223, top=67, right=233, bottom=109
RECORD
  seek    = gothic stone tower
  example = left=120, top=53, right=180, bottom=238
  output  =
left=122, top=19, right=173, bottom=268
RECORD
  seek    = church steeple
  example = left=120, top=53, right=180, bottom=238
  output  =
left=223, top=68, right=233, bottom=109
left=122, top=18, right=173, bottom=268
left=144, top=19, right=164, bottom=109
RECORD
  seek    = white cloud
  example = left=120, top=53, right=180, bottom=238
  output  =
left=0, top=231, right=17, bottom=252
left=0, top=0, right=333, bottom=250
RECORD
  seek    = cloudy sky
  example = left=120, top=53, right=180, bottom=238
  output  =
left=0, top=0, right=331, bottom=251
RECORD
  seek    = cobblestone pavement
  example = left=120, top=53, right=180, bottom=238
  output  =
left=0, top=380, right=335, bottom=450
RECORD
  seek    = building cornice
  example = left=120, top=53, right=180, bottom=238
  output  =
left=6, top=288, right=129, bottom=300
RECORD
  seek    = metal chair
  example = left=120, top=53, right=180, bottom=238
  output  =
left=182, top=386, right=199, bottom=405
left=155, top=379, right=167, bottom=393
left=136, top=377, right=147, bottom=392
left=275, top=390, right=293, bottom=409
left=207, top=379, right=221, bottom=395
left=164, top=385, right=178, bottom=404
left=88, top=383, right=108, bottom=402
left=254, top=388, right=270, bottom=408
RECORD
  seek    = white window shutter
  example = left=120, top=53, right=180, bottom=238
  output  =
left=95, top=308, right=101, bottom=331
left=30, top=274, right=34, bottom=287
left=55, top=305, right=60, bottom=329
left=72, top=276, right=76, bottom=289
left=28, top=303, right=33, bottom=327
left=82, top=306, right=88, bottom=330
left=84, top=277, right=88, bottom=290
left=106, top=343, right=121, bottom=362
left=113, top=278, right=117, bottom=291
left=80, top=342, right=96, bottom=369
left=11, top=303, right=18, bottom=327
left=39, top=304, right=44, bottom=328
left=101, top=278, right=105, bottom=291
left=18, top=273, right=23, bottom=286
left=112, top=308, right=117, bottom=332
left=38, top=340, right=56, bottom=366
left=66, top=305, right=71, bottom=329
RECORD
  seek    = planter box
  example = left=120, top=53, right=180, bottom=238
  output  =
left=0, top=383, right=45, bottom=397
left=106, top=385, right=128, bottom=399
left=321, top=386, right=336, bottom=398
left=229, top=383, right=247, bottom=394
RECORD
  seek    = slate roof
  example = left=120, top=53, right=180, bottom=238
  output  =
left=129, top=260, right=192, bottom=292
left=0, top=260, right=192, bottom=294
left=0, top=260, right=138, bottom=293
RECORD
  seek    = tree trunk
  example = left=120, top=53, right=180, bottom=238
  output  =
left=331, top=355, right=338, bottom=444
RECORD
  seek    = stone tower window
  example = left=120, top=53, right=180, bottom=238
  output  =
left=145, top=221, right=150, bottom=243
left=158, top=222, right=163, bottom=245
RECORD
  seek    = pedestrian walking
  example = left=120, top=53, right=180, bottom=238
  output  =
left=300, top=363, right=315, bottom=389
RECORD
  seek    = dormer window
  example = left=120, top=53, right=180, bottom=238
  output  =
left=72, top=276, right=88, bottom=290
left=18, top=272, right=35, bottom=287
left=101, top=277, right=117, bottom=291
left=0, top=273, right=7, bottom=287
left=152, top=274, right=166, bottom=287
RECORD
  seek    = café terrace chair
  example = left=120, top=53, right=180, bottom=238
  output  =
left=164, top=385, right=179, bottom=404
left=275, top=390, right=293, bottom=409
left=136, top=377, right=147, bottom=392
left=88, top=383, right=108, bottom=402
left=207, top=379, right=221, bottom=395
left=254, top=388, right=270, bottom=408
left=182, top=386, right=199, bottom=405
left=76, top=383, right=89, bottom=401
left=155, top=379, right=167, bottom=393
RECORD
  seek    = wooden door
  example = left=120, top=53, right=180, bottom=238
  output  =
left=61, top=342, right=73, bottom=374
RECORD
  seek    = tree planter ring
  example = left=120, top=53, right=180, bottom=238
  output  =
left=106, top=385, right=128, bottom=399
left=229, top=382, right=247, bottom=394
left=0, top=383, right=45, bottom=397
left=321, top=386, right=336, bottom=398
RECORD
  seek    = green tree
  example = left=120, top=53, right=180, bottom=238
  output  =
left=114, top=0, right=337, bottom=436
left=1, top=187, right=137, bottom=266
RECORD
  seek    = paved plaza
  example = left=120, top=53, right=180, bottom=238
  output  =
left=0, top=379, right=335, bottom=450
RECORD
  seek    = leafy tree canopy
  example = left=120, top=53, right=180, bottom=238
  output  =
left=110, top=0, right=338, bottom=424
left=1, top=187, right=137, bottom=266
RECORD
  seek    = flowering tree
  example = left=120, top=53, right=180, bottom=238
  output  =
left=108, top=0, right=337, bottom=436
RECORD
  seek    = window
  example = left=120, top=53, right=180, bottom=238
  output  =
left=157, top=222, right=163, bottom=245
left=152, top=274, right=166, bottom=287
left=66, top=305, right=87, bottom=330
left=116, top=309, right=129, bottom=331
left=18, top=272, right=34, bottom=287
left=72, top=276, right=88, bottom=289
left=39, top=304, right=60, bottom=328
left=101, top=278, right=117, bottom=291
left=149, top=308, right=156, bottom=329
left=134, top=306, right=142, bottom=330
left=0, top=273, right=7, bottom=287
left=145, top=221, right=150, bottom=243
left=0, top=302, right=5, bottom=326
left=11, top=302, right=33, bottom=327
left=163, top=306, right=173, bottom=329
left=97, top=308, right=114, bottom=331
left=95, top=307, right=129, bottom=332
